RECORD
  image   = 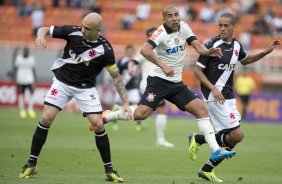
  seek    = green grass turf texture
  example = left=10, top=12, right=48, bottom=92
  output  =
left=0, top=108, right=282, bottom=184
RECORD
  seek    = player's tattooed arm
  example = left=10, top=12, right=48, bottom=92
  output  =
left=106, top=64, right=129, bottom=104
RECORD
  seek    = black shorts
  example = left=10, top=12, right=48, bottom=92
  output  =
left=239, top=95, right=250, bottom=105
left=17, top=84, right=34, bottom=94
left=140, top=76, right=198, bottom=111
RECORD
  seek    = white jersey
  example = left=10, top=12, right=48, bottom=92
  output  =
left=134, top=53, right=154, bottom=93
left=15, top=55, right=35, bottom=84
left=147, top=21, right=196, bottom=83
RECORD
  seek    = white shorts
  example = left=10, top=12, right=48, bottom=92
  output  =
left=44, top=78, right=102, bottom=114
left=206, top=99, right=241, bottom=132
left=114, top=88, right=141, bottom=104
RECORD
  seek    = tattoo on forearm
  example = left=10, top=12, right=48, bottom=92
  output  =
left=111, top=70, right=128, bottom=103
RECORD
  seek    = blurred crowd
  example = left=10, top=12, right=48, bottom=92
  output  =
left=1, top=0, right=281, bottom=38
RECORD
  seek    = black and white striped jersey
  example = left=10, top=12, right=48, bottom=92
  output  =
left=49, top=25, right=115, bottom=88
left=196, top=36, right=247, bottom=101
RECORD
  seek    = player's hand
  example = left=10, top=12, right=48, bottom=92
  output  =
left=265, top=40, right=280, bottom=54
left=211, top=87, right=225, bottom=104
left=208, top=48, right=223, bottom=58
left=36, top=37, right=46, bottom=49
left=122, top=103, right=132, bottom=120
left=162, top=65, right=174, bottom=77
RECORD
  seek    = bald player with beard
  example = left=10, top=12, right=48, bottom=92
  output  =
left=19, top=13, right=130, bottom=183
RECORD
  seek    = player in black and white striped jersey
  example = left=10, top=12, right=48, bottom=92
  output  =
left=19, top=12, right=130, bottom=183
left=191, top=12, right=280, bottom=182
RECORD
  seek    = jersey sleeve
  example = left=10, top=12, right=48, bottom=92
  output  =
left=147, top=27, right=165, bottom=49
left=182, top=21, right=197, bottom=45
left=238, top=42, right=247, bottom=61
left=103, top=41, right=116, bottom=67
left=196, top=41, right=213, bottom=68
left=50, top=25, right=81, bottom=40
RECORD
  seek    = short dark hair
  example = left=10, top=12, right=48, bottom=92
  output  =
left=219, top=13, right=236, bottom=25
left=146, top=27, right=157, bottom=37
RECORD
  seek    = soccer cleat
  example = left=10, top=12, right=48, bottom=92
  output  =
left=210, top=149, right=236, bottom=161
left=89, top=110, right=112, bottom=131
left=106, top=170, right=124, bottom=183
left=19, top=164, right=37, bottom=179
left=156, top=140, right=174, bottom=148
left=198, top=170, right=223, bottom=182
left=188, top=133, right=200, bottom=161
left=28, top=110, right=36, bottom=119
left=19, top=110, right=27, bottom=119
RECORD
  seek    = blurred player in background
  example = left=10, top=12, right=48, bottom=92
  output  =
left=234, top=71, right=256, bottom=119
left=103, top=5, right=236, bottom=162
left=191, top=12, right=280, bottom=182
left=13, top=46, right=37, bottom=119
left=134, top=27, right=174, bottom=147
left=112, top=45, right=143, bottom=131
left=19, top=13, right=131, bottom=183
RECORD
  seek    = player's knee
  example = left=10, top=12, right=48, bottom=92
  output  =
left=40, top=114, right=54, bottom=126
left=230, top=131, right=244, bottom=144
left=194, top=105, right=209, bottom=118
left=133, top=110, right=150, bottom=120
left=91, top=121, right=104, bottom=132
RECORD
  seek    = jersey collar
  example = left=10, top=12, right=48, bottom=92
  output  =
left=163, top=23, right=180, bottom=34
left=219, top=35, right=233, bottom=44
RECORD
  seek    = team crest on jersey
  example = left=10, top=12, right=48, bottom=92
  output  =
left=89, top=49, right=96, bottom=58
left=146, top=92, right=156, bottom=102
left=174, top=38, right=180, bottom=45
left=234, top=50, right=239, bottom=56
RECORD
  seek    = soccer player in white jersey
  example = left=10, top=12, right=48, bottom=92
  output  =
left=19, top=13, right=130, bottom=183
left=103, top=5, right=236, bottom=162
left=190, top=13, right=280, bottom=182
left=14, top=46, right=37, bottom=119
left=134, top=27, right=174, bottom=147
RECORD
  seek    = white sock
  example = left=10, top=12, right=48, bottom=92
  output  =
left=197, top=117, right=219, bottom=152
left=105, top=105, right=137, bottom=122
left=18, top=94, right=25, bottom=111
left=155, top=114, right=167, bottom=143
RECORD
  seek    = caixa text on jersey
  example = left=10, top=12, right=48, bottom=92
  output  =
left=218, top=64, right=235, bottom=71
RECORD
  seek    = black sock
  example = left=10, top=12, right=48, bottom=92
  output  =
left=95, top=130, right=112, bottom=172
left=195, top=134, right=206, bottom=145
left=195, top=132, right=232, bottom=148
left=201, top=159, right=224, bottom=172
left=28, top=122, right=49, bottom=166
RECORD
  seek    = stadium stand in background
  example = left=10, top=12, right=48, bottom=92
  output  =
left=0, top=0, right=282, bottom=91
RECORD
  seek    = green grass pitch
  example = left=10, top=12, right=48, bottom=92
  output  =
left=0, top=108, right=282, bottom=184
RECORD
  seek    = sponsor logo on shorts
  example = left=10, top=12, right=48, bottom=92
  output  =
left=146, top=92, right=156, bottom=102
